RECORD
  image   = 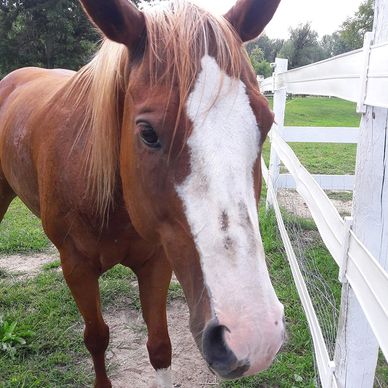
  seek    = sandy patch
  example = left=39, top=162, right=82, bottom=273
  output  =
left=277, top=189, right=352, bottom=219
left=0, top=246, right=60, bottom=278
left=105, top=300, right=218, bottom=388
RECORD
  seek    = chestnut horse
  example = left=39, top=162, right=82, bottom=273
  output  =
left=0, top=0, right=284, bottom=386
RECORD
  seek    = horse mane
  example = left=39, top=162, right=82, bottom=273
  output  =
left=65, top=0, right=248, bottom=219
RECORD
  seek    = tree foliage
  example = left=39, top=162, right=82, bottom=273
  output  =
left=246, top=35, right=283, bottom=76
left=336, top=0, right=374, bottom=53
left=249, top=46, right=272, bottom=77
left=0, top=0, right=144, bottom=77
left=246, top=34, right=284, bottom=64
left=320, top=0, right=374, bottom=58
left=0, top=1, right=95, bottom=76
left=278, top=23, right=324, bottom=69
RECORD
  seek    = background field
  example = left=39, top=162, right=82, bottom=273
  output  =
left=262, top=96, right=360, bottom=175
left=2, top=97, right=384, bottom=387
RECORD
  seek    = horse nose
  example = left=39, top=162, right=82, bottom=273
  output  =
left=202, top=320, right=250, bottom=379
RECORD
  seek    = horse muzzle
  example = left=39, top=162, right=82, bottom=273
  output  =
left=201, top=312, right=285, bottom=380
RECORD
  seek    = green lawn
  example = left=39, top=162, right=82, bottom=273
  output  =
left=283, top=96, right=360, bottom=127
left=0, top=199, right=50, bottom=254
left=0, top=264, right=141, bottom=387
left=263, top=96, right=360, bottom=175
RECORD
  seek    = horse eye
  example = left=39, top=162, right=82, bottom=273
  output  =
left=139, top=125, right=161, bottom=149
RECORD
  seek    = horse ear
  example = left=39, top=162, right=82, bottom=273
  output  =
left=79, top=0, right=145, bottom=49
left=224, top=0, right=281, bottom=42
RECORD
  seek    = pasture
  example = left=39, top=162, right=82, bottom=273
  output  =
left=1, top=96, right=382, bottom=387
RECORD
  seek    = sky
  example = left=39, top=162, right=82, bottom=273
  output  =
left=190, top=0, right=364, bottom=39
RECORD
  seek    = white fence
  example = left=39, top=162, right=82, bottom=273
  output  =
left=261, top=1, right=388, bottom=387
left=274, top=125, right=358, bottom=191
left=261, top=35, right=388, bottom=111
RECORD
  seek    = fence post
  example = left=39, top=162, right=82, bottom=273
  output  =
left=334, top=1, right=388, bottom=386
left=266, top=58, right=288, bottom=210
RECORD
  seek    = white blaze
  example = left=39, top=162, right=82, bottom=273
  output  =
left=176, top=55, right=283, bottom=367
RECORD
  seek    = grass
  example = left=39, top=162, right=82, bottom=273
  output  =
left=0, top=316, right=34, bottom=360
left=327, top=191, right=353, bottom=202
left=0, top=260, right=187, bottom=386
left=263, top=96, right=360, bottom=175
left=0, top=265, right=138, bottom=387
left=0, top=271, right=92, bottom=387
left=288, top=143, right=357, bottom=175
left=0, top=198, right=50, bottom=254
left=0, top=204, right=319, bottom=388
left=283, top=96, right=360, bottom=127
left=42, top=260, right=61, bottom=271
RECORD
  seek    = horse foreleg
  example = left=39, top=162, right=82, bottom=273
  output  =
left=60, top=249, right=111, bottom=388
left=134, top=253, right=173, bottom=388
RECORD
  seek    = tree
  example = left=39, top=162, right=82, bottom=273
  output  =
left=247, top=0, right=375, bottom=70
left=320, top=0, right=374, bottom=59
left=337, top=0, right=374, bottom=52
left=249, top=46, right=272, bottom=77
left=255, top=61, right=272, bottom=78
left=246, top=34, right=284, bottom=63
left=250, top=47, right=264, bottom=67
left=0, top=0, right=99, bottom=75
left=278, top=23, right=324, bottom=69
left=0, top=0, right=147, bottom=77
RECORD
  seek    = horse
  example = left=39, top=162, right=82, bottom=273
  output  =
left=0, top=0, right=284, bottom=386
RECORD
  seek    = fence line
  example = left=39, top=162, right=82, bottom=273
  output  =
left=262, top=160, right=338, bottom=388
left=266, top=124, right=358, bottom=192
left=267, top=125, right=388, bottom=363
left=269, top=128, right=345, bottom=266
left=277, top=174, right=354, bottom=191
left=261, top=1, right=388, bottom=385
left=282, top=127, right=359, bottom=144
left=261, top=40, right=388, bottom=110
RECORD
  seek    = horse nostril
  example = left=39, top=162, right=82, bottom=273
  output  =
left=202, top=321, right=229, bottom=365
left=202, top=319, right=250, bottom=379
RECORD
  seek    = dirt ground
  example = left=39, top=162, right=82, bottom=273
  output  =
left=277, top=189, right=352, bottom=219
left=0, top=246, right=58, bottom=278
left=105, top=302, right=217, bottom=388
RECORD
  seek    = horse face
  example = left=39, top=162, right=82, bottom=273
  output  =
left=81, top=0, right=284, bottom=380
left=124, top=55, right=284, bottom=379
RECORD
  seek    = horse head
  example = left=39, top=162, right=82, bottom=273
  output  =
left=80, top=0, right=284, bottom=379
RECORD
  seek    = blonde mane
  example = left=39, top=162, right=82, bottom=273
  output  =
left=66, top=0, right=249, bottom=218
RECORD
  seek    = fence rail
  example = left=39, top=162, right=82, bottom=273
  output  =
left=262, top=160, right=338, bottom=388
left=261, top=2, right=388, bottom=385
left=275, top=125, right=358, bottom=192
left=277, top=174, right=354, bottom=191
left=266, top=126, right=388, bottom=362
left=282, top=126, right=359, bottom=144
left=261, top=39, right=388, bottom=110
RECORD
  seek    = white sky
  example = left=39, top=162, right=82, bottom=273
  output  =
left=190, top=0, right=364, bottom=39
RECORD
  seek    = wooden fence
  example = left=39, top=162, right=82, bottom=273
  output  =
left=260, top=1, right=388, bottom=387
